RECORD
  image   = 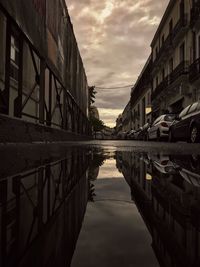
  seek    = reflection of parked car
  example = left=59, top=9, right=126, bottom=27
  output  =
left=169, top=102, right=200, bottom=143
left=148, top=114, right=176, bottom=141
left=148, top=154, right=176, bottom=174
left=137, top=123, right=150, bottom=140
left=170, top=155, right=200, bottom=187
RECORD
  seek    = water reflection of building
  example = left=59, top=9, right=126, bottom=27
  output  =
left=0, top=148, right=89, bottom=267
left=116, top=152, right=200, bottom=267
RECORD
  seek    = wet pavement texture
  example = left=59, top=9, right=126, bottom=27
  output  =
left=1, top=141, right=200, bottom=267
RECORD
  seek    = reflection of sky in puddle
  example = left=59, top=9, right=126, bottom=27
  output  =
left=97, top=158, right=122, bottom=179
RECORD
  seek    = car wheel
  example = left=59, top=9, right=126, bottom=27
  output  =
left=190, top=125, right=200, bottom=143
left=168, top=130, right=175, bottom=143
left=156, top=130, right=160, bottom=141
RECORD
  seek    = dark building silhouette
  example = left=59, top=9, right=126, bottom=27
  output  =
left=0, top=0, right=91, bottom=142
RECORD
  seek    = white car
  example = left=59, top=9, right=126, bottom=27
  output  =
left=148, top=114, right=176, bottom=141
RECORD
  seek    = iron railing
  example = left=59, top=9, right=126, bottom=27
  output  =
left=152, top=61, right=189, bottom=100
left=0, top=4, right=92, bottom=137
left=189, top=57, right=200, bottom=82
left=153, top=14, right=188, bottom=66
left=152, top=77, right=168, bottom=100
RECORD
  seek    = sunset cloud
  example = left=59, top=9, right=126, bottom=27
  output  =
left=66, top=0, right=169, bottom=126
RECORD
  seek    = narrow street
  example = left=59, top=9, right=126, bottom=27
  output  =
left=1, top=0, right=200, bottom=267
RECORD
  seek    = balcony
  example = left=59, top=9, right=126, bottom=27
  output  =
left=152, top=77, right=168, bottom=100
left=152, top=61, right=189, bottom=101
left=169, top=61, right=188, bottom=84
left=172, top=15, right=187, bottom=41
left=153, top=34, right=172, bottom=65
left=189, top=57, right=200, bottom=82
left=153, top=15, right=188, bottom=67
left=191, top=0, right=200, bottom=27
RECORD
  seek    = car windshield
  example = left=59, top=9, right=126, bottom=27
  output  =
left=164, top=114, right=176, bottom=121
left=143, top=123, right=149, bottom=129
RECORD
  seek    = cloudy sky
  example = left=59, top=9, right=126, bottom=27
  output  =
left=66, top=0, right=169, bottom=127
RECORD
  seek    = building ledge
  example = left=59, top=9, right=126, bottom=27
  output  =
left=0, top=114, right=92, bottom=143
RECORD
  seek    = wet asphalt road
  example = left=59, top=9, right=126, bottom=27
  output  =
left=71, top=140, right=200, bottom=154
left=71, top=158, right=159, bottom=267
left=1, top=140, right=200, bottom=267
left=1, top=140, right=199, bottom=176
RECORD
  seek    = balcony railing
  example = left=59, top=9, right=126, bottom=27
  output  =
left=153, top=15, right=187, bottom=66
left=189, top=57, right=200, bottom=82
left=152, top=61, right=189, bottom=100
left=152, top=77, right=168, bottom=100
left=172, top=15, right=187, bottom=40
left=191, top=0, right=200, bottom=26
left=169, top=61, right=188, bottom=84
left=153, top=34, right=172, bottom=65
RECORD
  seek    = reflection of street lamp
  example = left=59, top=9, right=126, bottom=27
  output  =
left=146, top=173, right=152, bottom=180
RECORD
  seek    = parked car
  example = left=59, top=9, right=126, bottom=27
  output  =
left=93, top=131, right=103, bottom=139
left=117, top=131, right=128, bottom=139
left=169, top=102, right=200, bottom=143
left=127, top=130, right=136, bottom=140
left=147, top=114, right=176, bottom=141
left=133, top=128, right=143, bottom=140
left=137, top=123, right=150, bottom=140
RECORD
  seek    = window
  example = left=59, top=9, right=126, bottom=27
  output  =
left=162, top=68, right=165, bottom=80
left=198, top=35, right=200, bottom=58
left=192, top=31, right=196, bottom=61
left=156, top=47, right=158, bottom=58
left=169, top=58, right=173, bottom=73
left=180, top=42, right=185, bottom=63
left=179, top=105, right=191, bottom=118
left=10, top=35, right=19, bottom=81
left=137, top=104, right=140, bottom=116
left=197, top=102, right=200, bottom=111
left=156, top=76, right=159, bottom=87
left=169, top=19, right=173, bottom=35
left=153, top=116, right=162, bottom=125
left=147, top=92, right=151, bottom=105
left=164, top=114, right=176, bottom=121
left=179, top=0, right=185, bottom=19
left=188, top=102, right=198, bottom=114
left=161, top=35, right=165, bottom=46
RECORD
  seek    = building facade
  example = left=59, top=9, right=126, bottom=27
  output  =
left=189, top=0, right=200, bottom=102
left=115, top=114, right=123, bottom=134
left=121, top=101, right=132, bottom=132
left=151, top=0, right=200, bottom=118
left=120, top=0, right=200, bottom=130
left=0, top=0, right=90, bottom=141
left=130, top=57, right=152, bottom=130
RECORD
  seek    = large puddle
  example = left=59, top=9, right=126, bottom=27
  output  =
left=0, top=144, right=200, bottom=267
